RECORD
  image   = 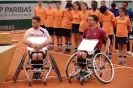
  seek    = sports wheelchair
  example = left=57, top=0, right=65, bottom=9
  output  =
left=13, top=37, right=62, bottom=86
left=65, top=39, right=114, bottom=85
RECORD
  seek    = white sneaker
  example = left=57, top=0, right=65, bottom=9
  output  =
left=127, top=51, right=132, bottom=55
left=131, top=53, right=133, bottom=56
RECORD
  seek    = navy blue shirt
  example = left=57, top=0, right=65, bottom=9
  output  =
left=109, top=8, right=119, bottom=17
left=126, top=9, right=132, bottom=20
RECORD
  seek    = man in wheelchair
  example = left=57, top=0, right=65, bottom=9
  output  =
left=23, top=16, right=51, bottom=79
left=75, top=15, right=110, bottom=80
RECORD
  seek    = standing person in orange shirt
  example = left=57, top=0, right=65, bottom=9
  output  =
left=79, top=2, right=90, bottom=43
left=34, top=0, right=45, bottom=28
left=53, top=1, right=63, bottom=53
left=62, top=2, right=73, bottom=54
left=89, top=1, right=100, bottom=27
left=72, top=1, right=81, bottom=52
left=116, top=7, right=132, bottom=65
left=45, top=1, right=54, bottom=50
left=100, top=6, right=116, bottom=60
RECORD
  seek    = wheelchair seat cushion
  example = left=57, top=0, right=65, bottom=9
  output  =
left=27, top=46, right=47, bottom=53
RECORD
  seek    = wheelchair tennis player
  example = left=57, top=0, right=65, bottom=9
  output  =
left=75, top=15, right=110, bottom=80
left=23, top=16, right=51, bottom=79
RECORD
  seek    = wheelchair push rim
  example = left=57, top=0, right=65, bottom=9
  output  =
left=49, top=54, right=62, bottom=82
left=92, top=53, right=114, bottom=84
left=66, top=52, right=80, bottom=79
left=13, top=53, right=27, bottom=82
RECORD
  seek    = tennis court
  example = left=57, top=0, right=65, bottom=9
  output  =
left=0, top=31, right=133, bottom=88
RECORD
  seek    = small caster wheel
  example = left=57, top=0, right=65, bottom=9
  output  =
left=28, top=82, right=32, bottom=87
left=44, top=82, right=46, bottom=86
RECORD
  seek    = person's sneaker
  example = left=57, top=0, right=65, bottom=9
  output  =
left=131, top=53, right=133, bottom=56
left=64, top=48, right=70, bottom=54
left=55, top=49, right=62, bottom=53
left=118, top=61, right=123, bottom=65
left=32, top=72, right=41, bottom=79
left=127, top=51, right=132, bottom=55
left=123, top=61, right=127, bottom=65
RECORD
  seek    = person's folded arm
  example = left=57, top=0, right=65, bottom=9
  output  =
left=40, top=35, right=51, bottom=48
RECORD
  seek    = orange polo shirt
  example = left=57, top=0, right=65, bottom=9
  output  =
left=79, top=10, right=90, bottom=32
left=116, top=16, right=131, bottom=37
left=62, top=9, right=72, bottom=29
left=45, top=8, right=54, bottom=27
left=89, top=9, right=100, bottom=27
left=34, top=6, right=45, bottom=25
left=71, top=10, right=81, bottom=24
left=53, top=9, right=63, bottom=28
left=100, top=10, right=115, bottom=35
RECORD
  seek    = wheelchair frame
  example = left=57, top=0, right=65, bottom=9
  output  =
left=13, top=52, right=62, bottom=86
left=65, top=50, right=114, bottom=85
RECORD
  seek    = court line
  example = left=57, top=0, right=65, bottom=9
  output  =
left=49, top=51, right=133, bottom=70
left=0, top=66, right=128, bottom=84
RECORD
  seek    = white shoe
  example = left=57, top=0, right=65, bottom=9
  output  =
left=131, top=53, right=133, bottom=56
left=127, top=51, right=132, bottom=55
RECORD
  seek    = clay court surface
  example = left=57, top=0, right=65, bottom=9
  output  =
left=0, top=30, right=133, bottom=88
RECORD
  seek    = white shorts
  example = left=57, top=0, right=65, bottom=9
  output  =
left=27, top=46, right=47, bottom=54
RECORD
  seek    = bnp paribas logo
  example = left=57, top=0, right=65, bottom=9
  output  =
left=0, top=7, right=3, bottom=13
left=0, top=6, right=32, bottom=13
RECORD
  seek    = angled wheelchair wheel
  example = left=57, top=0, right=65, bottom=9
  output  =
left=92, top=53, right=114, bottom=84
left=66, top=52, right=79, bottom=79
left=49, top=54, right=62, bottom=82
left=13, top=53, right=27, bottom=83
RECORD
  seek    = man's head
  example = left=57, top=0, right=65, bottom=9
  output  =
left=101, top=1, right=106, bottom=6
left=65, top=2, right=73, bottom=10
left=47, top=1, right=52, bottom=8
left=55, top=1, right=61, bottom=9
left=73, top=1, right=81, bottom=10
left=88, top=15, right=99, bottom=27
left=38, top=0, right=43, bottom=7
left=91, top=1, right=98, bottom=10
left=111, top=2, right=116, bottom=9
left=100, top=6, right=107, bottom=14
left=81, top=2, right=88, bottom=11
left=122, top=1, right=128, bottom=9
left=32, top=16, right=40, bottom=29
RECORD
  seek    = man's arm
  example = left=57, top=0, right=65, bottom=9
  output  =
left=40, top=35, right=51, bottom=48
left=101, top=29, right=110, bottom=53
left=104, top=37, right=110, bottom=53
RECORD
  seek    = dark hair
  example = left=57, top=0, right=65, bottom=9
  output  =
left=73, top=1, right=81, bottom=10
left=65, top=2, right=73, bottom=9
left=123, top=1, right=128, bottom=6
left=101, top=0, right=105, bottom=3
left=82, top=2, right=88, bottom=10
left=89, top=15, right=99, bottom=23
left=111, top=2, right=116, bottom=8
left=32, top=16, right=41, bottom=22
left=120, top=7, right=127, bottom=15
left=55, top=1, right=61, bottom=4
left=91, top=1, right=98, bottom=9
left=100, top=6, right=107, bottom=13
left=47, top=1, right=52, bottom=4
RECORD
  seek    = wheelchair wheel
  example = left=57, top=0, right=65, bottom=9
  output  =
left=92, top=53, right=114, bottom=84
left=49, top=54, right=62, bottom=82
left=13, top=53, right=27, bottom=83
left=66, top=52, right=79, bottom=79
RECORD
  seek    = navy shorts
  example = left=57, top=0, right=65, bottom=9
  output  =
left=72, top=24, right=79, bottom=33
left=46, top=27, right=54, bottom=35
left=62, top=29, right=71, bottom=37
left=116, top=37, right=128, bottom=44
left=55, top=28, right=63, bottom=36
left=103, top=35, right=114, bottom=44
